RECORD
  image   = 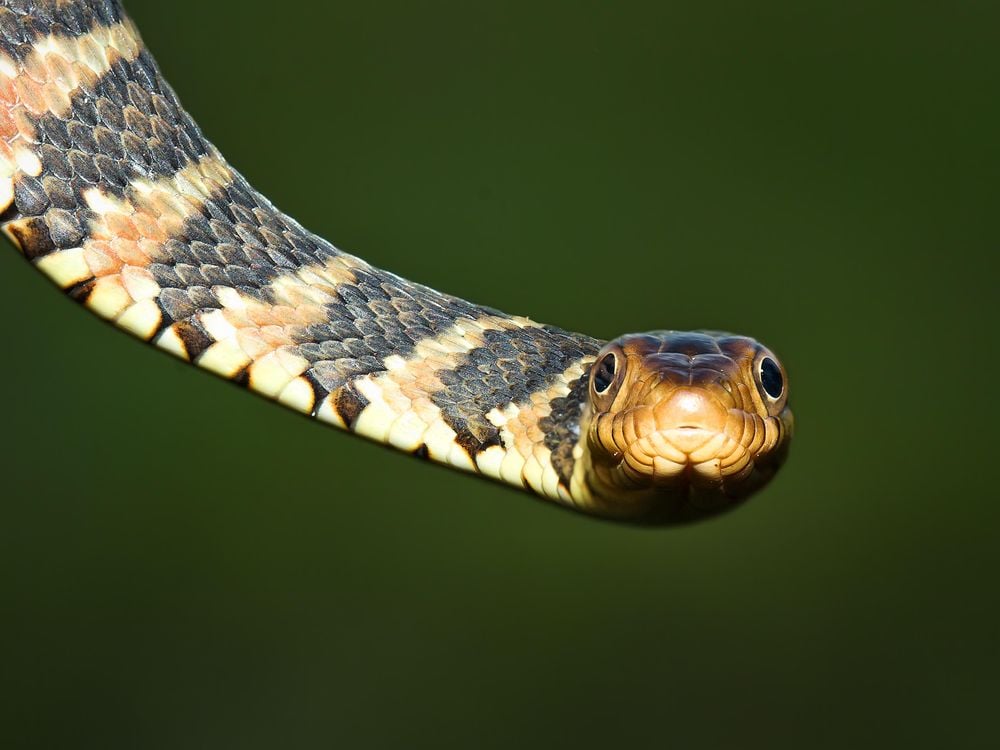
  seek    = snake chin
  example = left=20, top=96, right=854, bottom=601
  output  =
left=584, top=413, right=788, bottom=523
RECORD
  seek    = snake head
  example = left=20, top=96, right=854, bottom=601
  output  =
left=580, top=331, right=793, bottom=523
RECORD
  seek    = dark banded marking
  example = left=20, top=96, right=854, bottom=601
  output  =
left=475, top=356, right=593, bottom=496
left=65, top=274, right=92, bottom=300
left=453, top=422, right=502, bottom=458
left=539, top=370, right=590, bottom=487
left=323, top=315, right=546, bottom=464
left=295, top=277, right=520, bottom=396
left=432, top=327, right=600, bottom=454
left=3, top=212, right=52, bottom=256
left=332, top=382, right=368, bottom=427
left=57, top=50, right=212, bottom=187
left=299, top=370, right=328, bottom=417
left=169, top=318, right=213, bottom=360
left=146, top=176, right=347, bottom=301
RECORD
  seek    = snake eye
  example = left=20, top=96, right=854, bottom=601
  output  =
left=592, top=352, right=618, bottom=394
left=759, top=357, right=784, bottom=400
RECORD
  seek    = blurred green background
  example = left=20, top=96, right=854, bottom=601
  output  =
left=1, top=0, right=997, bottom=747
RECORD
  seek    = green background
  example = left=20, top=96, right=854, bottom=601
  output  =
left=1, top=0, right=997, bottom=747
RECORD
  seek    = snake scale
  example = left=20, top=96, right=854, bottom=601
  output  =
left=0, top=0, right=793, bottom=524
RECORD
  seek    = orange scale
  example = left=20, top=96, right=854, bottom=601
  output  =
left=389, top=367, right=418, bottom=384
left=259, top=326, right=293, bottom=348
left=425, top=353, right=457, bottom=372
left=83, top=242, right=120, bottom=276
left=68, top=61, right=97, bottom=91
left=148, top=216, right=180, bottom=243
left=515, top=436, right=534, bottom=458
left=194, top=170, right=227, bottom=193
left=155, top=184, right=191, bottom=209
left=277, top=288, right=309, bottom=308
left=11, top=107, right=37, bottom=142
left=20, top=52, right=50, bottom=86
left=199, top=156, right=230, bottom=181
left=42, top=84, right=71, bottom=116
left=12, top=76, right=47, bottom=115
left=120, top=264, right=159, bottom=300
left=412, top=395, right=439, bottom=415
left=109, top=237, right=149, bottom=267
left=136, top=237, right=162, bottom=262
left=0, top=78, right=16, bottom=107
left=304, top=298, right=335, bottom=318
left=170, top=191, right=203, bottom=216
left=265, top=305, right=300, bottom=326
left=386, top=390, right=412, bottom=414
left=291, top=309, right=323, bottom=327
left=235, top=329, right=271, bottom=360
left=44, top=53, right=76, bottom=91
left=141, top=189, right=174, bottom=215
left=244, top=308, right=276, bottom=327
left=88, top=219, right=113, bottom=242
left=287, top=301, right=320, bottom=321
left=131, top=210, right=168, bottom=242
left=110, top=25, right=140, bottom=59
left=75, top=36, right=109, bottom=74
left=220, top=307, right=253, bottom=329
left=104, top=213, right=140, bottom=242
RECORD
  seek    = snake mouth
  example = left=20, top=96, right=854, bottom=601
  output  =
left=587, top=386, right=780, bottom=500
left=617, top=425, right=757, bottom=488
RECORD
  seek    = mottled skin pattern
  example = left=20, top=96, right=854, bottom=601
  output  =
left=0, top=0, right=792, bottom=524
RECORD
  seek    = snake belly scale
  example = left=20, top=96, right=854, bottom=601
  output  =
left=0, top=0, right=793, bottom=525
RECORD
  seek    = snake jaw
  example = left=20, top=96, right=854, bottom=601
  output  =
left=577, top=331, right=793, bottom=523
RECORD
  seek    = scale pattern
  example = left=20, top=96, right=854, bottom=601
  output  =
left=0, top=0, right=603, bottom=506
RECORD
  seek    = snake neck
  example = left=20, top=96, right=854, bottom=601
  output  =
left=0, top=0, right=609, bottom=508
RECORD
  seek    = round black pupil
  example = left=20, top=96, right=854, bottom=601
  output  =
left=594, top=354, right=617, bottom=393
left=760, top=357, right=783, bottom=398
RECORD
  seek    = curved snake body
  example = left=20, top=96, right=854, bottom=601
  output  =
left=0, top=1, right=793, bottom=524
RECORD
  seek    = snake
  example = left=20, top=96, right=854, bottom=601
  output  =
left=0, top=0, right=793, bottom=524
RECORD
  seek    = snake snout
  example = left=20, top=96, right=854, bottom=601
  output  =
left=653, top=387, right=729, bottom=433
left=638, top=384, right=744, bottom=481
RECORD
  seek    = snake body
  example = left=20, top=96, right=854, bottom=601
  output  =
left=0, top=1, right=792, bottom=524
